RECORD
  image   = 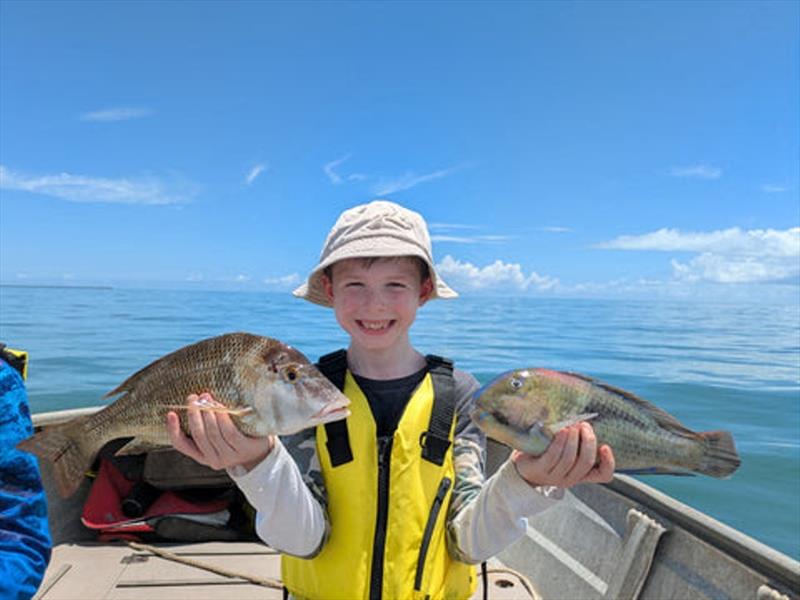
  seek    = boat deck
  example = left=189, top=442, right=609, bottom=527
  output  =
left=37, top=541, right=283, bottom=600
left=36, top=541, right=526, bottom=600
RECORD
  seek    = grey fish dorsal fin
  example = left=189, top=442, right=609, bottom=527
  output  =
left=561, top=371, right=698, bottom=438
left=102, top=332, right=258, bottom=399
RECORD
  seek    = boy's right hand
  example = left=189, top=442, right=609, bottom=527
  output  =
left=167, top=393, right=274, bottom=473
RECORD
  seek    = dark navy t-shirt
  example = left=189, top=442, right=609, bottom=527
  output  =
left=352, top=368, right=428, bottom=438
left=351, top=366, right=480, bottom=441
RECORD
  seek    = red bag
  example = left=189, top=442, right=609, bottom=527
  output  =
left=82, top=458, right=230, bottom=541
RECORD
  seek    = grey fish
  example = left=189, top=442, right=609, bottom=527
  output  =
left=18, top=332, right=350, bottom=497
left=472, top=368, right=740, bottom=478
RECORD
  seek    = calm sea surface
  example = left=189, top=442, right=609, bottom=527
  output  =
left=1, top=286, right=798, bottom=559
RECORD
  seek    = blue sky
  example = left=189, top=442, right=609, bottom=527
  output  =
left=1, top=0, right=798, bottom=302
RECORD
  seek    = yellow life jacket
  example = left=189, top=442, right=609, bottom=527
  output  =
left=282, top=351, right=476, bottom=600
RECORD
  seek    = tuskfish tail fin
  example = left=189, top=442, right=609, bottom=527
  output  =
left=695, top=430, right=741, bottom=479
left=16, top=416, right=96, bottom=498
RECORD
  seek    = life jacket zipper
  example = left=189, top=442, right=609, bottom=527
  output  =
left=413, top=476, right=452, bottom=591
left=369, top=436, right=393, bottom=600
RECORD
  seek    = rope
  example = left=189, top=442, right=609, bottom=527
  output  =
left=126, top=541, right=539, bottom=599
left=125, top=541, right=283, bottom=590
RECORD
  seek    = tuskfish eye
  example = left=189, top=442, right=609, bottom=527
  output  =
left=509, top=378, right=523, bottom=390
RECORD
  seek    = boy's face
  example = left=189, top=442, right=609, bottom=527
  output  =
left=322, top=258, right=433, bottom=354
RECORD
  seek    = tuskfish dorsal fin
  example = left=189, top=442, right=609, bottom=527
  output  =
left=559, top=371, right=699, bottom=438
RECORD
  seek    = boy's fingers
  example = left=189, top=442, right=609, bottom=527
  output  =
left=570, top=423, right=598, bottom=481
left=217, top=410, right=248, bottom=450
left=537, top=430, right=567, bottom=473
left=167, top=412, right=204, bottom=463
left=598, top=445, right=616, bottom=480
left=196, top=393, right=238, bottom=454
left=584, top=445, right=616, bottom=483
left=549, top=426, right=580, bottom=479
left=201, top=408, right=236, bottom=456
left=187, top=402, right=218, bottom=461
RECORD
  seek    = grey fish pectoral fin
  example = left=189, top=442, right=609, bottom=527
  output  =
left=165, top=404, right=256, bottom=417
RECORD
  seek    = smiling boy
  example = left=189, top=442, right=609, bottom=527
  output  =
left=168, top=200, right=614, bottom=600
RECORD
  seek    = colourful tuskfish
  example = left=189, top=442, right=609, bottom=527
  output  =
left=472, top=368, right=740, bottom=478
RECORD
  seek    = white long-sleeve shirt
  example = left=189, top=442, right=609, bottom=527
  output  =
left=231, top=438, right=562, bottom=562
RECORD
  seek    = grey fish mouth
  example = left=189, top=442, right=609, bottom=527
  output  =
left=311, top=399, right=351, bottom=422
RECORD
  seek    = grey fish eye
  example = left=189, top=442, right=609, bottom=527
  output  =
left=510, top=378, right=523, bottom=390
left=282, top=365, right=300, bottom=382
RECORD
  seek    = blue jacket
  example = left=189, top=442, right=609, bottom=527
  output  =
left=0, top=359, right=51, bottom=600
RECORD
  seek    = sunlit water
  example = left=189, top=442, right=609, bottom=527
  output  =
left=1, top=286, right=798, bottom=559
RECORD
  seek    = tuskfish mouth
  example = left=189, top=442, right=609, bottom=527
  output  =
left=311, top=398, right=351, bottom=422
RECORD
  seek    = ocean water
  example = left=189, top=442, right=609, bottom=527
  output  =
left=1, top=285, right=798, bottom=559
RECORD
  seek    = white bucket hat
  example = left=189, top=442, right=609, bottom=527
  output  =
left=293, top=200, right=458, bottom=307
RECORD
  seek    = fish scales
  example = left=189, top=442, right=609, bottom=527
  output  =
left=17, top=332, right=350, bottom=497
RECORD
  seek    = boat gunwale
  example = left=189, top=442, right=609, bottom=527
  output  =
left=607, top=475, right=800, bottom=589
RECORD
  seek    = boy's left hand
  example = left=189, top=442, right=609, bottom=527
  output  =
left=512, top=422, right=615, bottom=488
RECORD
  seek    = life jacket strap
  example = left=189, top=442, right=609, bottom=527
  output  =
left=420, top=355, right=456, bottom=466
left=317, top=350, right=457, bottom=468
left=317, top=350, right=354, bottom=467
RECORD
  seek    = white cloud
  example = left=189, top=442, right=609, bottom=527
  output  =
left=596, top=227, right=798, bottom=257
left=323, top=155, right=351, bottom=185
left=371, top=165, right=461, bottom=196
left=323, top=160, right=465, bottom=193
left=0, top=165, right=196, bottom=205
left=597, top=227, right=800, bottom=284
left=80, top=107, right=153, bottom=122
left=430, top=223, right=511, bottom=244
left=431, top=234, right=513, bottom=243
left=761, top=184, right=788, bottom=193
left=429, top=223, right=481, bottom=231
left=540, top=226, right=572, bottom=233
left=245, top=163, right=266, bottom=185
left=436, top=255, right=559, bottom=292
left=669, top=165, right=722, bottom=179
left=263, top=273, right=301, bottom=287
left=671, top=254, right=798, bottom=284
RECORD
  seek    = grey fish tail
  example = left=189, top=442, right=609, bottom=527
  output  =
left=696, top=430, right=740, bottom=478
left=16, top=415, right=96, bottom=498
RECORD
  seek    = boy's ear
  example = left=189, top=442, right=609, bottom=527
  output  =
left=321, top=273, right=335, bottom=302
left=418, top=277, right=433, bottom=305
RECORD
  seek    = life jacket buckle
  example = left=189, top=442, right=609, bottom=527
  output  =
left=419, top=431, right=451, bottom=466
